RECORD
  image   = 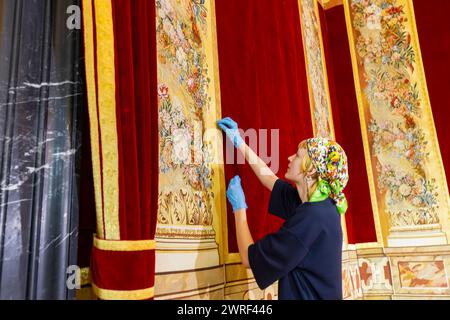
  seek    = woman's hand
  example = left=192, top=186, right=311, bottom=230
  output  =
left=226, top=175, right=248, bottom=212
left=218, top=116, right=278, bottom=191
left=227, top=175, right=254, bottom=269
left=218, top=117, right=244, bottom=148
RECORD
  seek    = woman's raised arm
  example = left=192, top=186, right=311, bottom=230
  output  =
left=237, top=142, right=278, bottom=191
left=218, top=117, right=278, bottom=191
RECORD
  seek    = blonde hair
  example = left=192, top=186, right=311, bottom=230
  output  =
left=298, top=141, right=319, bottom=200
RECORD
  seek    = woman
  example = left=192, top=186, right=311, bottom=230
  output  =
left=217, top=117, right=349, bottom=300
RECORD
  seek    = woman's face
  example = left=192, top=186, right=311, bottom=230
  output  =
left=285, top=146, right=307, bottom=183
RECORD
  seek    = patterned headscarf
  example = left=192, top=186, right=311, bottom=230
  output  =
left=306, top=138, right=349, bottom=215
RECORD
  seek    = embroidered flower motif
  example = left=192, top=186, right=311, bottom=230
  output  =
left=350, top=0, right=440, bottom=225
left=158, top=84, right=169, bottom=99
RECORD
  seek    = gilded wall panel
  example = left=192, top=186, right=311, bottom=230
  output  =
left=156, top=0, right=225, bottom=248
left=344, top=0, right=450, bottom=245
left=298, top=0, right=335, bottom=139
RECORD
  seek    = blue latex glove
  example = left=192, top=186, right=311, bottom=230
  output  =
left=226, top=175, right=248, bottom=213
left=217, top=117, right=244, bottom=148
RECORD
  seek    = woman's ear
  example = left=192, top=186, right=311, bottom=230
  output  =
left=307, top=166, right=317, bottom=178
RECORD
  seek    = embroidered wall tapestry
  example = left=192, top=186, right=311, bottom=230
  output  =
left=343, top=0, right=450, bottom=246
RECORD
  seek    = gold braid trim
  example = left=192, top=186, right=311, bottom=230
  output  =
left=92, top=284, right=154, bottom=300
left=93, top=235, right=156, bottom=252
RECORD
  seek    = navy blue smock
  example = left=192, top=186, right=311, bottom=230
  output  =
left=248, top=179, right=343, bottom=300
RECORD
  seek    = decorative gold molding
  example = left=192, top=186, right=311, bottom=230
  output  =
left=156, top=225, right=216, bottom=240
left=318, top=0, right=343, bottom=10
left=158, top=189, right=214, bottom=226
left=391, top=223, right=442, bottom=232
left=355, top=242, right=383, bottom=250
left=156, top=238, right=218, bottom=251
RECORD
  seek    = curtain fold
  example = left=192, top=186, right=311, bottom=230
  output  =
left=319, top=5, right=377, bottom=244
left=82, top=0, right=158, bottom=300
left=0, top=0, right=83, bottom=299
left=215, top=0, right=313, bottom=252
left=413, top=0, right=450, bottom=193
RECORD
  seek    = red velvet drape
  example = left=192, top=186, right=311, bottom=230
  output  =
left=215, top=0, right=313, bottom=252
left=414, top=0, right=450, bottom=193
left=112, top=0, right=158, bottom=242
left=319, top=5, right=377, bottom=244
left=82, top=0, right=158, bottom=299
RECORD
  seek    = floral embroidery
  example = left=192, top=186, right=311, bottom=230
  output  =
left=157, top=0, right=214, bottom=226
left=300, top=0, right=332, bottom=138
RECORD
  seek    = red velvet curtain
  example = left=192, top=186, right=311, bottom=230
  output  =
left=82, top=0, right=158, bottom=299
left=215, top=0, right=313, bottom=252
left=413, top=0, right=450, bottom=192
left=319, top=5, right=377, bottom=244
left=112, top=0, right=158, bottom=242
